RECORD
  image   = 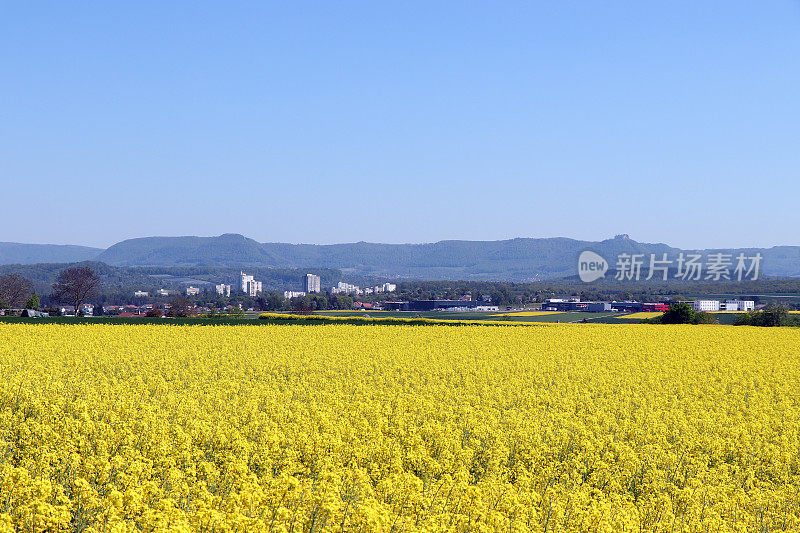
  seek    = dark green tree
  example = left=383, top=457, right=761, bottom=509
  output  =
left=657, top=302, right=717, bottom=325
left=735, top=303, right=793, bottom=327
left=24, top=292, right=40, bottom=310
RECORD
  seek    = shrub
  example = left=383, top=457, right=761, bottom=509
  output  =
left=734, top=303, right=798, bottom=327
left=647, top=302, right=717, bottom=325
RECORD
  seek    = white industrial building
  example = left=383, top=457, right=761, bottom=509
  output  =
left=186, top=286, right=200, bottom=296
left=305, top=274, right=321, bottom=293
left=215, top=284, right=231, bottom=297
left=723, top=300, right=755, bottom=312
left=692, top=300, right=721, bottom=312
left=134, top=290, right=149, bottom=298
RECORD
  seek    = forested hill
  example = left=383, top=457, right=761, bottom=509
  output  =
left=4, top=234, right=799, bottom=281
left=94, top=233, right=800, bottom=281
left=0, top=242, right=102, bottom=265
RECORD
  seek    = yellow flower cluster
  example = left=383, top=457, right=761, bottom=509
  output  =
left=1, top=323, right=799, bottom=532
left=616, top=312, right=664, bottom=319
left=489, top=311, right=564, bottom=317
left=258, top=313, right=516, bottom=326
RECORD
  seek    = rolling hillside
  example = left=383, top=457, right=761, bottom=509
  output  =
left=0, top=242, right=102, bottom=265
left=4, top=234, right=799, bottom=282
left=96, top=233, right=800, bottom=281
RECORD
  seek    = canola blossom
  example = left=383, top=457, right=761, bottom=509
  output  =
left=616, top=312, right=664, bottom=320
left=489, top=311, right=564, bottom=317
left=1, top=323, right=799, bottom=532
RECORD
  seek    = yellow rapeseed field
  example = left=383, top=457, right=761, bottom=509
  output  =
left=489, top=311, right=564, bottom=317
left=1, top=323, right=799, bottom=532
left=617, top=312, right=664, bottom=320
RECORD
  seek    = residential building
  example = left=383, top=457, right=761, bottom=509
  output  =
left=240, top=272, right=262, bottom=296
left=692, top=300, right=721, bottom=312
left=284, top=291, right=306, bottom=299
left=245, top=280, right=262, bottom=297
left=156, top=289, right=170, bottom=296
left=331, top=282, right=362, bottom=295
left=134, top=290, right=149, bottom=298
left=240, top=271, right=255, bottom=292
left=186, top=286, right=200, bottom=296
left=305, top=274, right=321, bottom=293
left=215, top=284, right=231, bottom=297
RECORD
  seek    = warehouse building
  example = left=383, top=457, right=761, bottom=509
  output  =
left=383, top=300, right=494, bottom=312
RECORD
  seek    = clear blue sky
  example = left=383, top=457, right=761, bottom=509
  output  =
left=2, top=1, right=799, bottom=249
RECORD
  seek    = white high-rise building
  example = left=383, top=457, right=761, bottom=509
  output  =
left=240, top=272, right=254, bottom=292
left=245, top=280, right=262, bottom=297
left=240, top=272, right=262, bottom=297
left=215, top=284, right=231, bottom=297
left=305, top=274, right=321, bottom=293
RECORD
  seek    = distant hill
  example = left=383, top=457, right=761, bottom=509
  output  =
left=97, top=233, right=279, bottom=268
left=91, top=233, right=800, bottom=281
left=4, top=234, right=798, bottom=281
left=0, top=242, right=102, bottom=265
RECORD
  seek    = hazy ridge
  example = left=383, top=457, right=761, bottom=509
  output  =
left=2, top=233, right=798, bottom=281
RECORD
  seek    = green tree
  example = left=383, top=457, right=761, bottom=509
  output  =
left=290, top=297, right=313, bottom=315
left=227, top=306, right=245, bottom=317
left=735, top=303, right=793, bottom=327
left=657, top=302, right=717, bottom=325
left=24, top=292, right=40, bottom=310
left=262, top=292, right=287, bottom=311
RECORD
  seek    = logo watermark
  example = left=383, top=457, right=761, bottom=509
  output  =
left=578, top=251, right=608, bottom=282
left=577, top=251, right=762, bottom=282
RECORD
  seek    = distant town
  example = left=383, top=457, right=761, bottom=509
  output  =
left=0, top=265, right=791, bottom=319
left=40, top=271, right=401, bottom=317
left=29, top=265, right=758, bottom=319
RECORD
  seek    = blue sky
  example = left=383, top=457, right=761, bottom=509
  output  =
left=2, top=1, right=799, bottom=249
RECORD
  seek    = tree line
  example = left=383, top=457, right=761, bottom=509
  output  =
left=0, top=267, right=100, bottom=315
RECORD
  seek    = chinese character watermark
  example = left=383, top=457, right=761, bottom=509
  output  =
left=578, top=251, right=762, bottom=282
